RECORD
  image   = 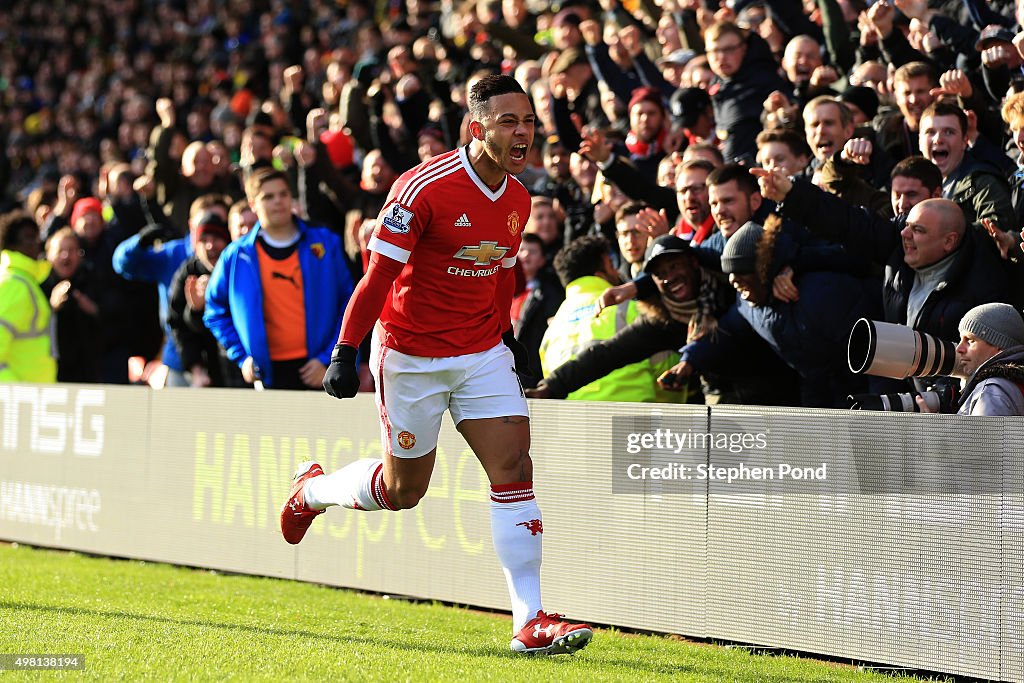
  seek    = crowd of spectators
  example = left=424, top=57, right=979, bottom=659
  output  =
left=1, top=0, right=1023, bottom=412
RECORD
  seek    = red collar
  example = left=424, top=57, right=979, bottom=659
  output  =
left=673, top=214, right=715, bottom=244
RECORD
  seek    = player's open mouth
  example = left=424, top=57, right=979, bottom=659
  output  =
left=931, top=148, right=949, bottom=162
left=509, top=144, right=528, bottom=162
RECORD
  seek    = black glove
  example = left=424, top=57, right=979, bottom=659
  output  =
left=322, top=344, right=360, bottom=398
left=137, top=223, right=173, bottom=249
left=502, top=327, right=535, bottom=380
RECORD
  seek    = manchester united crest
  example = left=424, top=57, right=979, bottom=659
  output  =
left=397, top=431, right=416, bottom=450
left=507, top=210, right=521, bottom=236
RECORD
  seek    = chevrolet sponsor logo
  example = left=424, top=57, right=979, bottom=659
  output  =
left=453, top=241, right=509, bottom=265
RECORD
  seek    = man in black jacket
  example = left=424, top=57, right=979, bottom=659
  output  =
left=705, top=21, right=789, bottom=164
left=755, top=163, right=1010, bottom=363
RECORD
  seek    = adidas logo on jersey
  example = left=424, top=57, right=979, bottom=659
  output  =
left=454, top=213, right=472, bottom=227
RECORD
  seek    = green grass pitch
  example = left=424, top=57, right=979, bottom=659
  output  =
left=0, top=544, right=936, bottom=681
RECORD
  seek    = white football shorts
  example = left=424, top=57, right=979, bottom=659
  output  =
left=369, top=330, right=529, bottom=459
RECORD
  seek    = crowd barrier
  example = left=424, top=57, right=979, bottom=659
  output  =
left=1, top=383, right=1021, bottom=680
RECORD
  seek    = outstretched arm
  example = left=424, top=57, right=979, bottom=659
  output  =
left=337, top=249, right=404, bottom=349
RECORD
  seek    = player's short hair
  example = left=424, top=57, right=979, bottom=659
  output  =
left=615, top=201, right=649, bottom=225
left=894, top=61, right=937, bottom=87
left=468, top=74, right=527, bottom=120
left=920, top=101, right=967, bottom=136
left=890, top=156, right=943, bottom=193
left=706, top=163, right=758, bottom=195
left=1002, top=91, right=1024, bottom=130
left=804, top=95, right=853, bottom=128
left=553, top=234, right=611, bottom=286
left=245, top=168, right=289, bottom=200
left=756, top=127, right=812, bottom=158
left=0, top=211, right=39, bottom=251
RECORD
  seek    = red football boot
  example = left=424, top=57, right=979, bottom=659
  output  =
left=510, top=611, right=593, bottom=655
left=280, top=461, right=325, bottom=544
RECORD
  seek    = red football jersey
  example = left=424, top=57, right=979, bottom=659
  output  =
left=367, top=147, right=531, bottom=357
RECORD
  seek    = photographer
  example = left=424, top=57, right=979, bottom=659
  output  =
left=916, top=303, right=1024, bottom=416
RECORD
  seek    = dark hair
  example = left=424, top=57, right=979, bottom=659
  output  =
left=553, top=234, right=611, bottom=286
left=0, top=211, right=39, bottom=252
left=468, top=74, right=527, bottom=119
left=706, top=163, right=758, bottom=195
left=521, top=232, right=544, bottom=248
left=615, top=200, right=649, bottom=224
left=920, top=101, right=968, bottom=136
left=756, top=127, right=811, bottom=159
left=890, top=156, right=943, bottom=193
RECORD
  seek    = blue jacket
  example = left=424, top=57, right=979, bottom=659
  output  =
left=203, top=219, right=353, bottom=388
left=112, top=234, right=192, bottom=371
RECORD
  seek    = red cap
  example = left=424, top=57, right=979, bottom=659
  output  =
left=70, top=197, right=103, bottom=227
left=627, top=86, right=665, bottom=113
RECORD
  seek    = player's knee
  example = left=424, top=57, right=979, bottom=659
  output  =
left=387, top=481, right=426, bottom=510
left=495, top=449, right=533, bottom=481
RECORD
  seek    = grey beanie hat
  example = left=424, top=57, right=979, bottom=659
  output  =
left=959, top=303, right=1024, bottom=350
left=720, top=221, right=764, bottom=275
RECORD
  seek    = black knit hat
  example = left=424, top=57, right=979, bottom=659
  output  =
left=840, top=86, right=879, bottom=121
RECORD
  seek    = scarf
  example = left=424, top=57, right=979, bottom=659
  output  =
left=625, top=126, right=667, bottom=159
left=660, top=270, right=722, bottom=343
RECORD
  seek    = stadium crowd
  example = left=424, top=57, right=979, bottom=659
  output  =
left=1, top=0, right=1024, bottom=413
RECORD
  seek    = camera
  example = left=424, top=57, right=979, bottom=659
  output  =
left=846, top=319, right=961, bottom=412
left=848, top=377, right=960, bottom=412
left=847, top=318, right=956, bottom=379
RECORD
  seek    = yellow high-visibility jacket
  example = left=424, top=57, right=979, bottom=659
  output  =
left=0, top=249, right=56, bottom=383
left=539, top=276, right=684, bottom=403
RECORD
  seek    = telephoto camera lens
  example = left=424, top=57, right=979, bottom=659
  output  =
left=848, top=319, right=956, bottom=379
left=848, top=391, right=940, bottom=411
